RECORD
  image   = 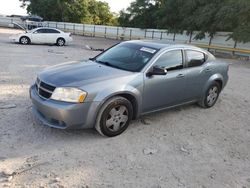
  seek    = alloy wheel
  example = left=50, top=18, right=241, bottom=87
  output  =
left=21, top=37, right=28, bottom=44
left=207, top=86, right=219, bottom=106
left=58, top=39, right=65, bottom=46
left=105, top=105, right=128, bottom=132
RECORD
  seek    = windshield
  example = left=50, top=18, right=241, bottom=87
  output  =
left=95, top=43, right=158, bottom=72
left=27, top=28, right=37, bottom=33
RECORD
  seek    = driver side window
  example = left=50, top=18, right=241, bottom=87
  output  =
left=154, top=50, right=183, bottom=71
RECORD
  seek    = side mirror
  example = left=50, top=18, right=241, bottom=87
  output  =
left=146, top=66, right=167, bottom=77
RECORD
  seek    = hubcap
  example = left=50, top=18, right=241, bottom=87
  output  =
left=21, top=38, right=28, bottom=44
left=105, top=105, right=128, bottom=132
left=58, top=39, right=64, bottom=46
left=207, top=86, right=218, bottom=106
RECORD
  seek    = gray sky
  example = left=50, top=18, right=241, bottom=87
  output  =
left=0, top=0, right=133, bottom=16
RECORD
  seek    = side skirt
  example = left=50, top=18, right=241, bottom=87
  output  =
left=140, top=100, right=198, bottom=116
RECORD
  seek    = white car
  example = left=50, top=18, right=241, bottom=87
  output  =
left=9, top=27, right=73, bottom=46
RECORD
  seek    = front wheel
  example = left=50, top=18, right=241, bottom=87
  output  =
left=95, top=96, right=133, bottom=137
left=19, top=36, right=30, bottom=45
left=199, top=82, right=221, bottom=108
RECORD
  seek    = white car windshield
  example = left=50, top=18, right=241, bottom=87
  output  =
left=26, top=28, right=36, bottom=33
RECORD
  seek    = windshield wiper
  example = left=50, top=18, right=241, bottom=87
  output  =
left=95, top=60, right=120, bottom=69
left=96, top=60, right=111, bottom=66
left=91, top=59, right=127, bottom=71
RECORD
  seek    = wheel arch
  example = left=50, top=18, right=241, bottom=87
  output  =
left=214, top=79, right=223, bottom=90
left=95, top=91, right=140, bottom=121
left=116, top=93, right=138, bottom=119
left=198, top=75, right=222, bottom=108
left=19, top=35, right=31, bottom=43
left=202, top=73, right=224, bottom=95
left=57, top=37, right=65, bottom=42
left=198, top=74, right=223, bottom=108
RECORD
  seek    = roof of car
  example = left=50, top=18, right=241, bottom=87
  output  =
left=35, top=27, right=58, bottom=30
left=125, top=40, right=203, bottom=51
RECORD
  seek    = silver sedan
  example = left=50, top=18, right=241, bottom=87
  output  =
left=30, top=40, right=229, bottom=137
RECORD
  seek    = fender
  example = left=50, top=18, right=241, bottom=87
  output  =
left=202, top=73, right=224, bottom=96
left=93, top=84, right=143, bottom=119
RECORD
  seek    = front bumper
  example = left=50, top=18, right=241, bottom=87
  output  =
left=9, top=36, right=19, bottom=43
left=30, top=85, right=100, bottom=129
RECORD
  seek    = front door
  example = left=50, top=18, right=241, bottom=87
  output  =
left=142, top=49, right=188, bottom=113
left=31, top=28, right=47, bottom=43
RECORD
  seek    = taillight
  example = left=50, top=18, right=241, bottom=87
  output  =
left=69, top=33, right=72, bottom=37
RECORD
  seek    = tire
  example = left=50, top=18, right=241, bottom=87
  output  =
left=199, top=82, right=221, bottom=108
left=56, top=38, right=65, bottom=46
left=19, top=36, right=30, bottom=45
left=95, top=96, right=133, bottom=137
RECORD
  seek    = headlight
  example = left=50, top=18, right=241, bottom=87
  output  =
left=51, top=87, right=87, bottom=103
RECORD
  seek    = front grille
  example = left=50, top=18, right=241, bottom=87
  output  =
left=36, top=78, right=56, bottom=99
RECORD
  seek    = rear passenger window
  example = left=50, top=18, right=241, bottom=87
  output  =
left=46, top=29, right=60, bottom=33
left=186, top=50, right=206, bottom=67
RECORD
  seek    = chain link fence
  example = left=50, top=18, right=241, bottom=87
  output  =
left=0, top=16, right=249, bottom=58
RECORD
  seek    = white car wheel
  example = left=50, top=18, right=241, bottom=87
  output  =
left=20, top=37, right=30, bottom=45
left=57, top=38, right=65, bottom=46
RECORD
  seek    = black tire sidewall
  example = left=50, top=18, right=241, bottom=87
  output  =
left=20, top=36, right=29, bottom=45
left=99, top=97, right=133, bottom=137
left=57, top=38, right=65, bottom=46
left=204, top=82, right=221, bottom=108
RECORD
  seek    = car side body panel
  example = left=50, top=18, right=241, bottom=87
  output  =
left=142, top=69, right=188, bottom=112
left=30, top=41, right=229, bottom=129
left=184, top=63, right=214, bottom=101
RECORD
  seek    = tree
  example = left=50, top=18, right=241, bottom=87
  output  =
left=216, top=0, right=250, bottom=42
left=118, top=0, right=160, bottom=28
left=118, top=0, right=250, bottom=42
left=87, top=1, right=118, bottom=25
left=19, top=0, right=118, bottom=25
left=157, top=0, right=185, bottom=33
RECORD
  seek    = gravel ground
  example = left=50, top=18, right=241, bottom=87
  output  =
left=0, top=28, right=250, bottom=188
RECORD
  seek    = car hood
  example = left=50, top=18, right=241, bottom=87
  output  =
left=38, top=60, right=133, bottom=87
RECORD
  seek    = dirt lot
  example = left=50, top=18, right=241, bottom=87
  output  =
left=0, top=28, right=250, bottom=188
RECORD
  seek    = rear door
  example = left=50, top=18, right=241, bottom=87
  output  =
left=183, top=49, right=214, bottom=100
left=45, top=29, right=61, bottom=43
left=142, top=49, right=189, bottom=112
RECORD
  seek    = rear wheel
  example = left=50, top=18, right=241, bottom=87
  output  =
left=19, top=36, right=30, bottom=45
left=56, top=38, right=65, bottom=46
left=95, top=96, right=133, bottom=137
left=199, top=82, right=221, bottom=108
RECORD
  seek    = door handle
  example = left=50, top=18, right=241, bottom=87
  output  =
left=176, top=74, right=185, bottom=78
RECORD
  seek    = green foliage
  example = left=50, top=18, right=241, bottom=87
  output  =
left=19, top=0, right=118, bottom=25
left=87, top=1, right=118, bottom=25
left=118, top=0, right=250, bottom=43
left=19, top=0, right=250, bottom=42
left=216, top=0, right=250, bottom=42
left=118, top=0, right=160, bottom=28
